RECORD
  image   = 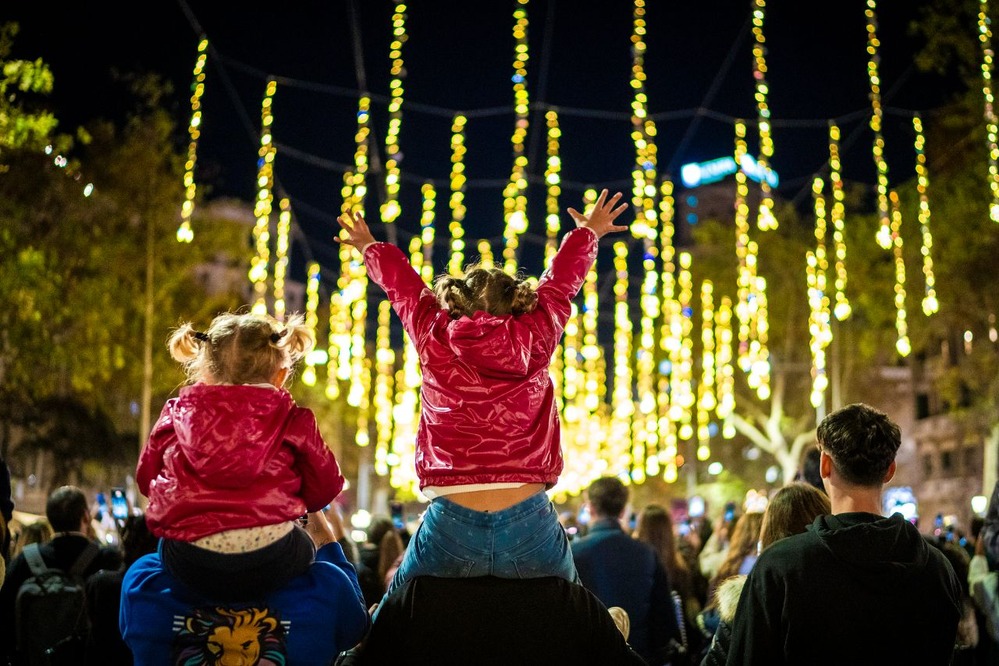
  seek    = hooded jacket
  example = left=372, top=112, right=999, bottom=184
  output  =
left=120, top=542, right=368, bottom=666
left=137, top=384, right=344, bottom=541
left=362, top=226, right=598, bottom=490
left=725, top=512, right=963, bottom=665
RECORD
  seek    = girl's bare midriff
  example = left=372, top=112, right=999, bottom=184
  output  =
left=446, top=483, right=546, bottom=512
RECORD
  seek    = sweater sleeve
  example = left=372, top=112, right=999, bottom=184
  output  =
left=362, top=242, right=441, bottom=352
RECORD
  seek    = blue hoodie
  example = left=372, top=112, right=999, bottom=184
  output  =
left=120, top=542, right=369, bottom=666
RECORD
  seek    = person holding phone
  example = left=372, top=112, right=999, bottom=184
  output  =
left=110, top=488, right=129, bottom=528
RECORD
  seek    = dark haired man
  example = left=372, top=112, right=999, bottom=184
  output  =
left=0, top=485, right=122, bottom=664
left=726, top=403, right=962, bottom=665
left=571, top=475, right=681, bottom=666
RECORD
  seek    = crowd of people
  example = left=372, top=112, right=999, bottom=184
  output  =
left=0, top=191, right=996, bottom=664
left=1, top=410, right=998, bottom=664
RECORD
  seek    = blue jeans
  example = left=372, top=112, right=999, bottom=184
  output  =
left=383, top=489, right=578, bottom=600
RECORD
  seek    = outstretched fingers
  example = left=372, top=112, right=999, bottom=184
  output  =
left=335, top=211, right=368, bottom=245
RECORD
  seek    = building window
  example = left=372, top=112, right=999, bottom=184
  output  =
left=941, top=450, right=954, bottom=475
left=915, top=393, right=930, bottom=419
left=923, top=454, right=934, bottom=478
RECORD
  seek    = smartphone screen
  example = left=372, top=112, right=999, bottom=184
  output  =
left=110, top=487, right=128, bottom=521
left=390, top=501, right=405, bottom=530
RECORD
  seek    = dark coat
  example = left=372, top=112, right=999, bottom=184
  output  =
left=572, top=517, right=680, bottom=665
left=339, top=576, right=647, bottom=665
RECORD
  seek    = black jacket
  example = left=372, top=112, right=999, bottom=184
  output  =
left=725, top=512, right=962, bottom=665
left=339, top=576, right=647, bottom=665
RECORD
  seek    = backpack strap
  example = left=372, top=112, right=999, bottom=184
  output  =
left=22, top=543, right=48, bottom=577
left=68, top=542, right=100, bottom=579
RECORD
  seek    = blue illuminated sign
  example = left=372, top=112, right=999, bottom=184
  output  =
left=680, top=153, right=779, bottom=189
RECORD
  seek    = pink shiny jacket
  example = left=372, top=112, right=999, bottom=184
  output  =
left=364, top=226, right=599, bottom=490
left=137, top=384, right=344, bottom=541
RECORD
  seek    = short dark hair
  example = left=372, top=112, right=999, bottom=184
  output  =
left=45, top=485, right=88, bottom=533
left=816, top=403, right=900, bottom=487
left=586, top=476, right=629, bottom=519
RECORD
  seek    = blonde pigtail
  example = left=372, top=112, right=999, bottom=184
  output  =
left=275, top=313, right=316, bottom=365
left=168, top=323, right=201, bottom=364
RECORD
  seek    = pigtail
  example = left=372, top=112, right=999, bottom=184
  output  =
left=510, top=281, right=539, bottom=315
left=168, top=323, right=201, bottom=364
left=273, top=313, right=316, bottom=365
left=166, top=322, right=208, bottom=384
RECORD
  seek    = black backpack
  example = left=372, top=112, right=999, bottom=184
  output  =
left=15, top=541, right=100, bottom=666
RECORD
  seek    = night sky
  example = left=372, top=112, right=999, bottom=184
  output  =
left=5, top=0, right=961, bottom=281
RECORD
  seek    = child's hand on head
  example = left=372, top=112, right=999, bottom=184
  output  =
left=335, top=211, right=377, bottom=251
left=567, top=190, right=629, bottom=239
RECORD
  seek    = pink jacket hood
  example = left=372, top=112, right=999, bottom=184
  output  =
left=448, top=312, right=533, bottom=378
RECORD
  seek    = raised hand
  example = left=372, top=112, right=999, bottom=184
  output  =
left=335, top=211, right=377, bottom=251
left=566, top=190, right=630, bottom=239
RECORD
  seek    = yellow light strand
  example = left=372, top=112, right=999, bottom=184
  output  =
left=656, top=178, right=679, bottom=477
left=715, top=296, right=736, bottom=438
left=448, top=114, right=468, bottom=275
left=327, top=171, right=356, bottom=400
left=611, top=242, right=638, bottom=481
left=808, top=177, right=832, bottom=409
left=889, top=191, right=911, bottom=356
left=544, top=110, right=562, bottom=265
left=301, top=262, right=321, bottom=387
left=249, top=79, right=278, bottom=315
left=751, top=0, right=778, bottom=231
left=272, top=197, right=291, bottom=322
left=979, top=0, right=999, bottom=221
left=748, top=275, right=771, bottom=400
left=380, top=2, right=409, bottom=224
left=673, top=252, right=695, bottom=442
left=177, top=36, right=208, bottom=243
left=828, top=123, right=852, bottom=320
left=912, top=114, right=938, bottom=315
left=419, top=183, right=437, bottom=283
left=806, top=250, right=829, bottom=410
left=733, top=122, right=757, bottom=372
left=866, top=0, right=893, bottom=248
left=477, top=239, right=495, bottom=269
left=502, top=0, right=531, bottom=272
left=696, top=280, right=716, bottom=462
left=638, top=241, right=660, bottom=477
left=373, top=299, right=396, bottom=474
left=629, top=0, right=659, bottom=241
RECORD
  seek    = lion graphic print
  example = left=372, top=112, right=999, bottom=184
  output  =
left=171, top=606, right=289, bottom=665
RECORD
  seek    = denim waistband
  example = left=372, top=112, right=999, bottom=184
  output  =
left=430, top=489, right=552, bottom=526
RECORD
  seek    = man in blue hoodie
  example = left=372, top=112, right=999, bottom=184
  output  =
left=725, top=403, right=962, bottom=665
left=120, top=509, right=369, bottom=666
